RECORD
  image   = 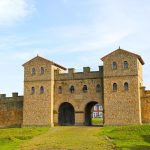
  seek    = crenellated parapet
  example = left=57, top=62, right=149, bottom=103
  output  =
left=0, top=92, right=23, bottom=102
left=0, top=92, right=23, bottom=128
left=54, top=66, right=103, bottom=81
left=140, top=86, right=150, bottom=123
left=140, top=86, right=150, bottom=98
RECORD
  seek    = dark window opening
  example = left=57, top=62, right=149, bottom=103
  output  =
left=112, top=62, right=117, bottom=69
left=113, top=83, right=117, bottom=91
left=31, top=87, right=35, bottom=94
left=83, top=85, right=88, bottom=93
left=96, top=84, right=101, bottom=92
left=124, top=61, right=128, bottom=69
left=58, top=86, right=62, bottom=94
left=70, top=85, right=75, bottom=93
left=124, top=82, right=129, bottom=91
left=32, top=68, right=36, bottom=75
left=40, top=86, right=44, bottom=94
left=41, top=67, right=44, bottom=75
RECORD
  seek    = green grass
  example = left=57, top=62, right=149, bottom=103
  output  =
left=0, top=127, right=48, bottom=150
left=0, top=125, right=150, bottom=150
left=92, top=118, right=103, bottom=125
left=19, top=126, right=115, bottom=150
left=101, top=124, right=150, bottom=150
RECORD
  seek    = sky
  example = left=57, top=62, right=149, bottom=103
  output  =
left=0, top=0, right=150, bottom=96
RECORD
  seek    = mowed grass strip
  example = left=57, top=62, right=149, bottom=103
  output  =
left=0, top=127, right=48, bottom=150
left=102, top=124, right=150, bottom=150
left=0, top=125, right=150, bottom=150
left=92, top=118, right=103, bottom=125
left=19, top=126, right=115, bottom=150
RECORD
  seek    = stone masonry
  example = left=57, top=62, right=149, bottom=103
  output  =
left=0, top=93, right=23, bottom=128
left=0, top=48, right=150, bottom=127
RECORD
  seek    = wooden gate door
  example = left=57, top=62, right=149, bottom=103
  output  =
left=59, top=102, right=75, bottom=125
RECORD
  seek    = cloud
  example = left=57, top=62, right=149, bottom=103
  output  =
left=0, top=0, right=34, bottom=26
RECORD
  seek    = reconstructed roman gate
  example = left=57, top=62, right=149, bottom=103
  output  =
left=0, top=48, right=150, bottom=127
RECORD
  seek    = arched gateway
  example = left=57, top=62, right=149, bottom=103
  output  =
left=58, top=102, right=75, bottom=125
left=85, top=101, right=98, bottom=126
left=21, top=49, right=148, bottom=127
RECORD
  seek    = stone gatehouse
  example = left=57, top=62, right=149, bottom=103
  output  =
left=0, top=48, right=150, bottom=127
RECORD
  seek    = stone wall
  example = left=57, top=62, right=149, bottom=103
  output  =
left=140, top=87, right=150, bottom=123
left=54, top=66, right=104, bottom=125
left=23, top=56, right=66, bottom=127
left=102, top=49, right=142, bottom=125
left=0, top=93, right=23, bottom=128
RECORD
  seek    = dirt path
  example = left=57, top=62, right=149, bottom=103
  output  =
left=19, top=126, right=115, bottom=150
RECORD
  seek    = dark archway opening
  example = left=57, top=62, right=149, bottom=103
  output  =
left=58, top=102, right=75, bottom=126
left=85, top=101, right=98, bottom=126
left=85, top=101, right=103, bottom=126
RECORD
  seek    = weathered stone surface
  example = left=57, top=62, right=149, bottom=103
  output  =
left=0, top=94, right=23, bottom=128
left=0, top=48, right=150, bottom=127
left=102, top=49, right=143, bottom=125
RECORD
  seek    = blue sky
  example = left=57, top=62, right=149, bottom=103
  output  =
left=0, top=0, right=150, bottom=96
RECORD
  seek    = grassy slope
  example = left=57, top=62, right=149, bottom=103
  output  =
left=0, top=128, right=48, bottom=150
left=102, top=125, right=150, bottom=150
left=0, top=125, right=150, bottom=150
left=19, top=126, right=115, bottom=150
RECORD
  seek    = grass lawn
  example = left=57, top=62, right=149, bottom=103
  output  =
left=102, top=124, right=150, bottom=150
left=0, top=125, right=149, bottom=150
left=0, top=127, right=48, bottom=150
left=92, top=117, right=103, bottom=125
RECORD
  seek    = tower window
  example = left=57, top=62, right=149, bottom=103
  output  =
left=40, top=86, right=44, bottom=94
left=124, top=82, right=129, bottom=91
left=124, top=61, right=128, bottom=69
left=31, top=87, right=35, bottom=94
left=113, top=83, right=117, bottom=91
left=32, top=68, right=36, bottom=75
left=58, top=86, right=62, bottom=94
left=70, top=85, right=75, bottom=93
left=41, top=67, right=44, bottom=75
left=112, top=62, right=117, bottom=69
left=83, top=85, right=88, bottom=93
left=96, top=84, right=101, bottom=92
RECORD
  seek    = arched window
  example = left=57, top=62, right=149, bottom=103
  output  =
left=41, top=67, right=44, bottom=75
left=83, top=85, right=88, bottom=92
left=40, top=86, right=44, bottom=94
left=112, top=62, right=117, bottom=69
left=113, top=83, right=117, bottom=91
left=70, top=85, right=75, bottom=93
left=96, top=84, right=101, bottom=92
left=124, top=61, right=128, bottom=69
left=32, top=68, right=36, bottom=75
left=124, top=82, right=129, bottom=91
left=31, top=87, right=35, bottom=94
left=58, top=86, right=62, bottom=94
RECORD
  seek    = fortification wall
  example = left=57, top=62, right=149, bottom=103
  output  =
left=0, top=93, right=23, bottom=128
left=54, top=66, right=103, bottom=125
left=55, top=66, right=103, bottom=80
left=140, top=87, right=150, bottom=123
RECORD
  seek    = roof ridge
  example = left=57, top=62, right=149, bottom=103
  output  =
left=22, top=55, right=67, bottom=70
left=101, top=48, right=144, bottom=65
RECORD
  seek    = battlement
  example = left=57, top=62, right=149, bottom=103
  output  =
left=0, top=92, right=23, bottom=128
left=140, top=86, right=150, bottom=98
left=0, top=93, right=23, bottom=102
left=54, top=66, right=103, bottom=81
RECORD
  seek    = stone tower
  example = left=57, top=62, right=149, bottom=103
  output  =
left=101, top=49, right=144, bottom=125
left=22, top=56, right=66, bottom=127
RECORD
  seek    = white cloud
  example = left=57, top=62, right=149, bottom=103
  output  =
left=0, top=0, right=34, bottom=26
